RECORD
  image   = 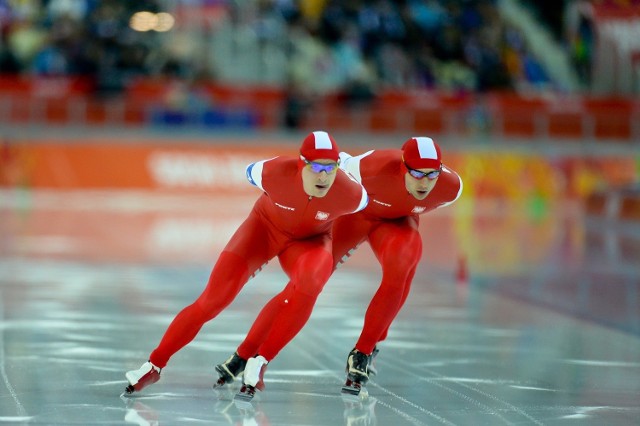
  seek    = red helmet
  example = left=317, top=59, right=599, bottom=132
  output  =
left=402, top=137, right=442, bottom=170
left=300, top=131, right=340, bottom=162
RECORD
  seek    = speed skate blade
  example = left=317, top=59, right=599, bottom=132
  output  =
left=212, top=378, right=227, bottom=389
left=341, top=384, right=361, bottom=396
left=121, top=384, right=136, bottom=398
left=341, top=384, right=368, bottom=402
left=234, top=385, right=256, bottom=406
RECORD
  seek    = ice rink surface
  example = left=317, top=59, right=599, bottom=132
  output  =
left=1, top=189, right=639, bottom=425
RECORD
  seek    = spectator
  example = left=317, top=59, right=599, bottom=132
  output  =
left=0, top=0, right=562, bottom=96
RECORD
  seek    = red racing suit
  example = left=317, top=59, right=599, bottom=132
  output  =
left=149, top=156, right=368, bottom=367
left=236, top=149, right=462, bottom=359
left=332, top=149, right=462, bottom=354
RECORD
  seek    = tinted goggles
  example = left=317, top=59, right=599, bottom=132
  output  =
left=302, top=158, right=339, bottom=174
left=405, top=163, right=442, bottom=180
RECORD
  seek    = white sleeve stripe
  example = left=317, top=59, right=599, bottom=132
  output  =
left=340, top=150, right=373, bottom=183
left=354, top=188, right=369, bottom=213
left=246, top=159, right=269, bottom=190
left=438, top=172, right=463, bottom=209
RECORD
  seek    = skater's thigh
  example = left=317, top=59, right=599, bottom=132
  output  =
left=332, top=213, right=373, bottom=268
left=278, top=235, right=333, bottom=295
left=222, top=210, right=279, bottom=274
left=369, top=216, right=422, bottom=267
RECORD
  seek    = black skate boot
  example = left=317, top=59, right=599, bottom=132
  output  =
left=214, top=352, right=247, bottom=388
left=367, top=346, right=380, bottom=377
left=341, top=348, right=370, bottom=399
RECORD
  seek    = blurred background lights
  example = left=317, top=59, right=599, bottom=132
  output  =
left=155, top=12, right=175, bottom=32
left=130, top=11, right=156, bottom=32
left=130, top=11, right=174, bottom=32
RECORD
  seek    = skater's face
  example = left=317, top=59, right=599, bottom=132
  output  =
left=404, top=164, right=440, bottom=200
left=301, top=157, right=339, bottom=198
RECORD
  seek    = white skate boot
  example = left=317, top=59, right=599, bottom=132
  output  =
left=124, top=361, right=161, bottom=395
left=235, top=355, right=268, bottom=404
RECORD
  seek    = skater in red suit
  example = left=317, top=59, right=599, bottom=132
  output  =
left=215, top=136, right=462, bottom=395
left=124, top=131, right=368, bottom=398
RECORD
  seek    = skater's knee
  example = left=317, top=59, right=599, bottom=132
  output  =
left=294, top=273, right=330, bottom=297
left=298, top=262, right=333, bottom=295
left=381, top=238, right=421, bottom=272
left=210, top=251, right=250, bottom=283
left=293, top=255, right=332, bottom=297
left=197, top=251, right=250, bottom=313
left=193, top=295, right=228, bottom=317
left=195, top=280, right=242, bottom=316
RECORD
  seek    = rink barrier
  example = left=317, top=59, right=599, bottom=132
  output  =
left=0, top=77, right=639, bottom=140
left=1, top=141, right=638, bottom=220
left=0, top=141, right=292, bottom=192
left=585, top=185, right=640, bottom=223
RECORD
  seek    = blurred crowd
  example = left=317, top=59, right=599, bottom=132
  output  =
left=0, top=0, right=173, bottom=94
left=0, top=0, right=558, bottom=97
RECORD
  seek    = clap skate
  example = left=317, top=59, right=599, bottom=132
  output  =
left=213, top=352, right=247, bottom=388
left=341, top=349, right=370, bottom=399
left=234, top=355, right=268, bottom=405
left=123, top=361, right=161, bottom=395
